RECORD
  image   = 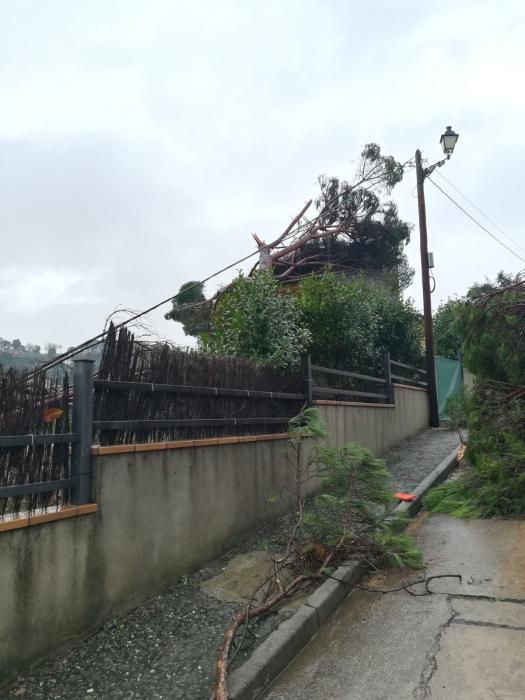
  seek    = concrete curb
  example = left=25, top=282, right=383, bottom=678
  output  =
left=393, top=446, right=460, bottom=519
left=228, top=446, right=460, bottom=700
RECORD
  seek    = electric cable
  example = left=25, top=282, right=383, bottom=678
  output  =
left=21, top=161, right=413, bottom=381
left=435, top=170, right=525, bottom=256
left=427, top=177, right=525, bottom=264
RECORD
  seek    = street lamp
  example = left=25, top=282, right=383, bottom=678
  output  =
left=415, top=126, right=459, bottom=428
left=440, top=126, right=459, bottom=157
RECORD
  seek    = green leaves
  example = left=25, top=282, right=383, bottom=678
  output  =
left=176, top=281, right=205, bottom=305
left=165, top=280, right=209, bottom=337
left=433, top=297, right=466, bottom=360
left=203, top=271, right=311, bottom=369
left=313, top=144, right=411, bottom=278
left=303, top=441, right=400, bottom=546
left=426, top=275, right=525, bottom=518
left=297, top=271, right=423, bottom=373
left=288, top=407, right=328, bottom=444
left=423, top=480, right=482, bottom=519
left=373, top=529, right=423, bottom=569
left=462, top=276, right=524, bottom=384
left=284, top=409, right=422, bottom=571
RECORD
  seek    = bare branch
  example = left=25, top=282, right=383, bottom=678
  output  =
left=266, top=199, right=313, bottom=249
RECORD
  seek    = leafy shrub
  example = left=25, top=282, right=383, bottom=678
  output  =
left=297, top=271, right=423, bottom=373
left=203, top=271, right=311, bottom=369
left=204, top=269, right=423, bottom=374
left=433, top=297, right=465, bottom=360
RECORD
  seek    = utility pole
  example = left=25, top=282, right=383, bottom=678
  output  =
left=414, top=127, right=459, bottom=428
left=415, top=149, right=440, bottom=427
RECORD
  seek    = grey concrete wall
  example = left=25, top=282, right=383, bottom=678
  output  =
left=0, top=438, right=317, bottom=687
left=318, top=385, right=429, bottom=454
left=0, top=385, right=428, bottom=687
left=89, top=439, right=320, bottom=617
left=0, top=515, right=102, bottom=687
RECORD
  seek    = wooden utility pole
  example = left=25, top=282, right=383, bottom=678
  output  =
left=415, top=149, right=440, bottom=428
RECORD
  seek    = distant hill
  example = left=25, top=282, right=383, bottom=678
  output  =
left=0, top=338, right=102, bottom=373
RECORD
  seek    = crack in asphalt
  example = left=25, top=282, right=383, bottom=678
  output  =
left=448, top=593, right=525, bottom=605
left=413, top=597, right=457, bottom=699
left=413, top=592, right=525, bottom=698
left=450, top=618, right=525, bottom=632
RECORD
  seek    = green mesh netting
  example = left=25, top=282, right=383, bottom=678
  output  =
left=435, top=356, right=464, bottom=419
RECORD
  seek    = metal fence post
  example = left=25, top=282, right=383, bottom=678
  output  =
left=71, top=359, right=95, bottom=505
left=383, top=352, right=394, bottom=404
left=305, top=354, right=313, bottom=406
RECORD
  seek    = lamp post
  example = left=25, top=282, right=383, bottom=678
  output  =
left=415, top=126, right=459, bottom=428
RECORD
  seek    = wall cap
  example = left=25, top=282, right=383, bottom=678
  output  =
left=0, top=503, right=97, bottom=533
left=393, top=383, right=428, bottom=393
left=314, top=400, right=394, bottom=408
left=92, top=433, right=289, bottom=456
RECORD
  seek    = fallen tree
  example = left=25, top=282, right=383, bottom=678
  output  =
left=255, top=144, right=409, bottom=283
left=166, top=143, right=414, bottom=339
left=425, top=274, right=525, bottom=518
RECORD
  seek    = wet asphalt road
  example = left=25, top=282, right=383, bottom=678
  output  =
left=266, top=513, right=525, bottom=700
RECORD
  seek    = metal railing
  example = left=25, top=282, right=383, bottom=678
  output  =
left=390, top=359, right=428, bottom=388
left=306, top=353, right=394, bottom=404
left=93, top=378, right=304, bottom=437
left=93, top=417, right=291, bottom=431
left=1, top=353, right=429, bottom=512
left=93, top=379, right=304, bottom=401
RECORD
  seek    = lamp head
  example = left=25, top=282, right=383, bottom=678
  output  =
left=440, top=126, right=459, bottom=156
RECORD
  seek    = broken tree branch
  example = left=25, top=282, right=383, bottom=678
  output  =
left=214, top=574, right=311, bottom=700
left=266, top=199, right=313, bottom=250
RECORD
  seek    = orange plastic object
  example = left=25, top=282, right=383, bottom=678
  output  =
left=42, top=408, right=64, bottom=423
left=393, top=492, right=416, bottom=502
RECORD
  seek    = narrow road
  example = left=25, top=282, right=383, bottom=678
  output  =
left=0, top=428, right=459, bottom=700
left=266, top=513, right=525, bottom=700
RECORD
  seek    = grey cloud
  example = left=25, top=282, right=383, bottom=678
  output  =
left=1, top=0, right=524, bottom=349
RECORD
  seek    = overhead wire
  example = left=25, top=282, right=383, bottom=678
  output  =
left=19, top=246, right=276, bottom=382
left=426, top=176, right=525, bottom=265
left=434, top=170, right=525, bottom=256
left=21, top=160, right=413, bottom=382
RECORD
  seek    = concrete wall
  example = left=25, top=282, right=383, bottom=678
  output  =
left=0, top=436, right=317, bottom=686
left=88, top=438, right=320, bottom=617
left=0, top=385, right=428, bottom=687
left=318, top=384, right=429, bottom=454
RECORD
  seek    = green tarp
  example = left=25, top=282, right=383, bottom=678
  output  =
left=435, top=356, right=464, bottom=420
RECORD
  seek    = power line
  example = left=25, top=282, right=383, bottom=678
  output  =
left=427, top=176, right=525, bottom=264
left=20, top=245, right=272, bottom=381
left=435, top=170, right=525, bottom=256
left=16, top=209, right=324, bottom=379
left=22, top=161, right=412, bottom=381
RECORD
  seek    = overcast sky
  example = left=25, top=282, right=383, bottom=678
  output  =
left=1, top=0, right=524, bottom=350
